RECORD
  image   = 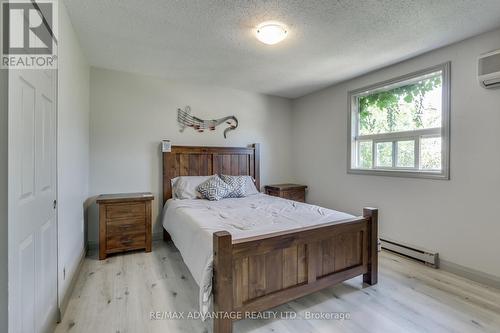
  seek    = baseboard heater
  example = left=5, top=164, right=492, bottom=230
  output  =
left=380, top=238, right=439, bottom=268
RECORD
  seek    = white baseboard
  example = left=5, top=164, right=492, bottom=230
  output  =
left=87, top=240, right=98, bottom=251
left=58, top=246, right=87, bottom=322
left=152, top=231, right=163, bottom=241
left=440, top=259, right=500, bottom=290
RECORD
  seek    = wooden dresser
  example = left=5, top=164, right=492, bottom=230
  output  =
left=264, top=184, right=307, bottom=202
left=97, top=193, right=154, bottom=260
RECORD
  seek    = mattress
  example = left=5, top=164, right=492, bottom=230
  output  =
left=162, top=193, right=355, bottom=315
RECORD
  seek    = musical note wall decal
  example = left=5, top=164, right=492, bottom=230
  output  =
left=177, top=106, right=238, bottom=139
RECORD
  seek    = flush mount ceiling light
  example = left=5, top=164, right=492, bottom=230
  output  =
left=256, top=22, right=288, bottom=45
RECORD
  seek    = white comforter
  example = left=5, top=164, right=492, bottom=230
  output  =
left=162, top=193, right=355, bottom=315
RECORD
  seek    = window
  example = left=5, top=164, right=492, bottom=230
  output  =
left=348, top=63, right=450, bottom=179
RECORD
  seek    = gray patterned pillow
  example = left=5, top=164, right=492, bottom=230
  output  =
left=221, top=174, right=259, bottom=196
left=196, top=175, right=234, bottom=201
left=220, top=174, right=246, bottom=198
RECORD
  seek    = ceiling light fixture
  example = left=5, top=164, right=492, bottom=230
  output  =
left=256, top=22, right=288, bottom=45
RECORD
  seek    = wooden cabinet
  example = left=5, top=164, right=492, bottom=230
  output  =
left=97, top=193, right=154, bottom=260
left=264, top=184, right=307, bottom=202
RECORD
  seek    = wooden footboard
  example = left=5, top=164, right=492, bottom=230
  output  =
left=160, top=145, right=378, bottom=332
left=213, top=207, right=378, bottom=333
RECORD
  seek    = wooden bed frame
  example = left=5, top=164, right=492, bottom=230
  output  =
left=162, top=144, right=378, bottom=333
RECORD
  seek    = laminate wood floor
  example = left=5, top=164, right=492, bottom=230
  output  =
left=55, top=241, right=500, bottom=333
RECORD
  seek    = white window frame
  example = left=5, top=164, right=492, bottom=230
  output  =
left=347, top=62, right=451, bottom=179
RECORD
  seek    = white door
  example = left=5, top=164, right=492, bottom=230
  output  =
left=8, top=67, right=58, bottom=333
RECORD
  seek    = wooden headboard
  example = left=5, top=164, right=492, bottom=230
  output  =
left=162, top=144, right=260, bottom=204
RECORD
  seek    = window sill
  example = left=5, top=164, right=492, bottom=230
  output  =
left=347, top=168, right=449, bottom=180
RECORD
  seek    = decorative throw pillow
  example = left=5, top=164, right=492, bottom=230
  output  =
left=196, top=175, right=234, bottom=201
left=221, top=175, right=259, bottom=197
left=220, top=174, right=246, bottom=198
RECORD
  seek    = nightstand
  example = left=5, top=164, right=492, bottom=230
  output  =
left=96, top=192, right=154, bottom=260
left=264, top=184, right=307, bottom=202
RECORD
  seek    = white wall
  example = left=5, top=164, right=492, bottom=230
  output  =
left=88, top=68, right=294, bottom=242
left=0, top=66, right=8, bottom=333
left=57, top=2, right=90, bottom=307
left=291, top=28, right=500, bottom=279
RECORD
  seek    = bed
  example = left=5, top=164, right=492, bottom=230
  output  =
left=162, top=144, right=378, bottom=333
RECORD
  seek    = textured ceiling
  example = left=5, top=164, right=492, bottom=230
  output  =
left=64, top=0, right=500, bottom=98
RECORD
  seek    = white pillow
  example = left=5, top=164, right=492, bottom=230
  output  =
left=171, top=176, right=212, bottom=199
left=243, top=176, right=259, bottom=195
left=220, top=175, right=259, bottom=196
